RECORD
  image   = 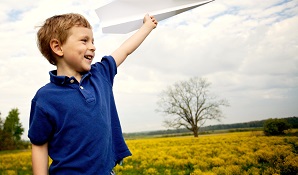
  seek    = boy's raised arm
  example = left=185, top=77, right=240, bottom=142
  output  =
left=111, top=14, right=157, bottom=67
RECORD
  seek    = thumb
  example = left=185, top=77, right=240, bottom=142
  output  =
left=143, top=14, right=150, bottom=23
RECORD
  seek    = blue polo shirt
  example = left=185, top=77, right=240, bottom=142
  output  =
left=28, top=55, right=131, bottom=174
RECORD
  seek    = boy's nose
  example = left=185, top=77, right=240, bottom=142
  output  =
left=89, top=44, right=96, bottom=52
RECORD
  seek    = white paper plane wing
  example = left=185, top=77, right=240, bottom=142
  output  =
left=95, top=0, right=214, bottom=34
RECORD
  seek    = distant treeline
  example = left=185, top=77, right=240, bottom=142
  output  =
left=123, top=116, right=298, bottom=138
left=202, top=116, right=298, bottom=131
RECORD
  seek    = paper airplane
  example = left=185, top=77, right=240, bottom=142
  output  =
left=95, top=0, right=214, bottom=34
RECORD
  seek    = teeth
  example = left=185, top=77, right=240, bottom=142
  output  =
left=85, top=55, right=92, bottom=60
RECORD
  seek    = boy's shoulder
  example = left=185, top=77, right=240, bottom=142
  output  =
left=33, top=82, right=57, bottom=100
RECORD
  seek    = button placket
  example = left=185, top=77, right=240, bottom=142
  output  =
left=78, top=74, right=95, bottom=103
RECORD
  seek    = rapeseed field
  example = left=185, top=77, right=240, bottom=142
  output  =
left=1, top=131, right=297, bottom=175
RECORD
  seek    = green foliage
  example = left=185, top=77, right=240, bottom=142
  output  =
left=0, top=116, right=14, bottom=151
left=0, top=108, right=27, bottom=151
left=286, top=116, right=298, bottom=128
left=263, top=118, right=291, bottom=136
left=3, top=108, right=24, bottom=141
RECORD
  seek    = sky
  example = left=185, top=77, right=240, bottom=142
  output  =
left=0, top=0, right=297, bottom=139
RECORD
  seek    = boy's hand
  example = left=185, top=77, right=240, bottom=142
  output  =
left=143, top=14, right=158, bottom=30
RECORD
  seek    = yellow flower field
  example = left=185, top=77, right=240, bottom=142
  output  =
left=115, top=132, right=298, bottom=175
left=0, top=151, right=32, bottom=175
left=0, top=131, right=297, bottom=175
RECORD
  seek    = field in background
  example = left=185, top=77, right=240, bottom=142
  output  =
left=1, top=131, right=298, bottom=175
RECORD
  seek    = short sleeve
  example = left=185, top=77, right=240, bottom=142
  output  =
left=92, top=55, right=117, bottom=85
left=28, top=100, right=54, bottom=145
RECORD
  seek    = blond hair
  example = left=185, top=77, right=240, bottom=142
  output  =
left=37, top=13, right=92, bottom=65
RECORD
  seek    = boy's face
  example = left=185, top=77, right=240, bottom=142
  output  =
left=60, top=26, right=95, bottom=74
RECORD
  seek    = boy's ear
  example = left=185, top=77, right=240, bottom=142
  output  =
left=50, top=39, right=63, bottom=57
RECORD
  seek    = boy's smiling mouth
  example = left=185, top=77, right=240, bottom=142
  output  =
left=84, top=55, right=93, bottom=60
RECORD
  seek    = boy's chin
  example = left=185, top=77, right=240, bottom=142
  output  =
left=80, top=66, right=91, bottom=74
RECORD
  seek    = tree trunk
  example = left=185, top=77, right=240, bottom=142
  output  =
left=193, top=128, right=198, bottom=137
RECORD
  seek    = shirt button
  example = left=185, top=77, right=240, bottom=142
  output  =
left=70, top=79, right=74, bottom=83
left=80, top=86, right=84, bottom=90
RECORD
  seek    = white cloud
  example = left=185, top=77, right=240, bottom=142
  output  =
left=0, top=0, right=297, bottom=138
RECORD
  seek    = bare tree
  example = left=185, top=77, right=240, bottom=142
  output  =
left=156, top=77, right=229, bottom=137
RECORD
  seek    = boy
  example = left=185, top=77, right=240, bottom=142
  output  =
left=28, top=13, right=157, bottom=174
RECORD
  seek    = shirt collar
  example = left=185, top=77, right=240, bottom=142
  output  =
left=49, top=70, right=92, bottom=85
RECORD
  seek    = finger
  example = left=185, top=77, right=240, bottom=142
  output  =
left=151, top=17, right=157, bottom=23
left=150, top=15, right=156, bottom=20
